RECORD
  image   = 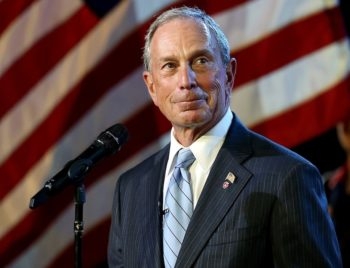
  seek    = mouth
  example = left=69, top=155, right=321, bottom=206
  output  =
left=172, top=91, right=209, bottom=110
left=175, top=98, right=206, bottom=110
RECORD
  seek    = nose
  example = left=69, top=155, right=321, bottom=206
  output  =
left=178, top=64, right=196, bottom=90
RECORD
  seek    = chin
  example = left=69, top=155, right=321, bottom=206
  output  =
left=182, top=112, right=211, bottom=127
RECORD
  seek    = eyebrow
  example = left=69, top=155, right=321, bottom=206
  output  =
left=158, top=48, right=214, bottom=63
left=190, top=48, right=214, bottom=59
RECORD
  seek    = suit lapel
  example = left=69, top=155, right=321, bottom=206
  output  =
left=176, top=115, right=254, bottom=267
left=139, top=146, right=169, bottom=268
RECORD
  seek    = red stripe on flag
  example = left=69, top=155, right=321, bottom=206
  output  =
left=252, top=74, right=350, bottom=148
left=0, top=6, right=99, bottom=119
left=235, top=6, right=346, bottom=87
left=0, top=0, right=37, bottom=35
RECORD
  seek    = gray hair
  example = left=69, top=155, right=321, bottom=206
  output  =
left=142, top=6, right=231, bottom=71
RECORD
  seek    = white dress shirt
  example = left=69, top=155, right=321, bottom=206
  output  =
left=163, top=109, right=233, bottom=208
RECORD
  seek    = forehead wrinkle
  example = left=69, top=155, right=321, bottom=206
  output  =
left=150, top=18, right=216, bottom=65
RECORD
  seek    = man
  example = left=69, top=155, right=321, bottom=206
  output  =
left=108, top=6, right=341, bottom=267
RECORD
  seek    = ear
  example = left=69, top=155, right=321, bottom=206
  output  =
left=226, top=58, right=237, bottom=88
left=143, top=71, right=158, bottom=106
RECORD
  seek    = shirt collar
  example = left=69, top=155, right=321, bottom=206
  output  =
left=167, top=109, right=232, bottom=174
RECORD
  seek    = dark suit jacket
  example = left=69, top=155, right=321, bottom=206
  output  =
left=108, top=113, right=342, bottom=267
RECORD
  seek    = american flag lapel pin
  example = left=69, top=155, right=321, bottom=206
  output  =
left=222, top=172, right=236, bottom=189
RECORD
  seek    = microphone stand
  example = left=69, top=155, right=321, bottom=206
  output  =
left=74, top=183, right=86, bottom=268
left=68, top=159, right=90, bottom=268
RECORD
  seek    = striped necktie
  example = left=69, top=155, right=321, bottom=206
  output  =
left=163, top=148, right=195, bottom=268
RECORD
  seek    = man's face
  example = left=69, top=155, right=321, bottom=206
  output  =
left=143, top=18, right=235, bottom=135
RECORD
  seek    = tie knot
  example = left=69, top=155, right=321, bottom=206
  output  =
left=176, top=148, right=195, bottom=169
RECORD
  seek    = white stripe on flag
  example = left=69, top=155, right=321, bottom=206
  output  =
left=232, top=39, right=350, bottom=127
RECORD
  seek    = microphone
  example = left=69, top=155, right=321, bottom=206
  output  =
left=29, top=123, right=128, bottom=209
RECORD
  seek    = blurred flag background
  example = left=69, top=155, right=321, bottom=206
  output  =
left=0, top=0, right=349, bottom=267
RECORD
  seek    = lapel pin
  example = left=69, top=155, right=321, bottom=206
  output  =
left=222, top=172, right=236, bottom=189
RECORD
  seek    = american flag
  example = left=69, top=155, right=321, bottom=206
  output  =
left=1, top=0, right=349, bottom=267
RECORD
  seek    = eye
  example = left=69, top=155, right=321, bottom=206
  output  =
left=162, top=62, right=176, bottom=70
left=192, top=57, right=211, bottom=71
left=194, top=57, right=209, bottom=65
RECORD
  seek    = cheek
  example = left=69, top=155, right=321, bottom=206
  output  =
left=152, top=86, right=172, bottom=112
left=152, top=91, right=165, bottom=108
left=208, top=79, right=226, bottom=105
left=149, top=79, right=168, bottom=106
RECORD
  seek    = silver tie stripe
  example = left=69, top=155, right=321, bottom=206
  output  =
left=163, top=148, right=195, bottom=268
